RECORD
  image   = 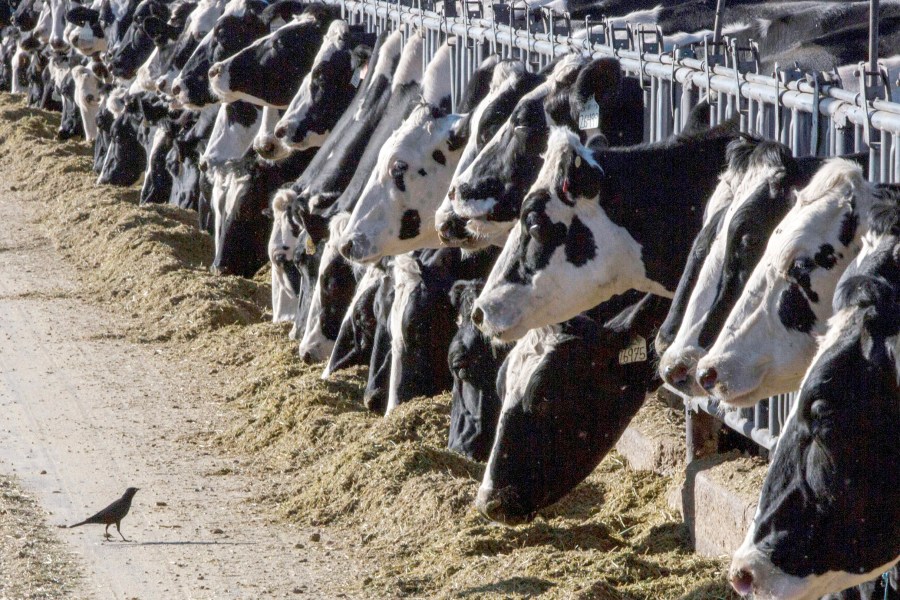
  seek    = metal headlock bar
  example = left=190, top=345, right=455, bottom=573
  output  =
left=335, top=0, right=898, bottom=460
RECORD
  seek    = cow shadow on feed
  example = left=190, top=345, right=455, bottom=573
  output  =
left=463, top=521, right=618, bottom=556
left=681, top=580, right=740, bottom=600
left=632, top=522, right=691, bottom=555
left=572, top=580, right=641, bottom=600
left=457, top=576, right=554, bottom=598
left=540, top=480, right=607, bottom=521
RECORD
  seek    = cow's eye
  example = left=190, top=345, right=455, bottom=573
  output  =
left=525, top=211, right=550, bottom=244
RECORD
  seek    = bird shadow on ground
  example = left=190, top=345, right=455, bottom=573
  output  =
left=105, top=540, right=257, bottom=547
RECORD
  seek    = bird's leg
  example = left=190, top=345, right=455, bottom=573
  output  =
left=116, top=522, right=130, bottom=542
left=103, top=524, right=112, bottom=540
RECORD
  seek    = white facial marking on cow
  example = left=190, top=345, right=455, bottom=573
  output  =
left=253, top=105, right=291, bottom=161
left=385, top=252, right=421, bottom=414
left=268, top=188, right=301, bottom=320
left=299, top=213, right=351, bottom=363
left=201, top=102, right=262, bottom=170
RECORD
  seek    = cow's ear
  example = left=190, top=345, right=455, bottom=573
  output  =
left=246, top=0, right=268, bottom=16
left=579, top=57, right=622, bottom=106
left=140, top=16, right=168, bottom=41
left=586, top=133, right=608, bottom=152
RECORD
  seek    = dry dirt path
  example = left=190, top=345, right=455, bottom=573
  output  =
left=0, top=190, right=362, bottom=599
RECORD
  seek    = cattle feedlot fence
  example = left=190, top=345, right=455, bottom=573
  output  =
left=331, top=0, right=900, bottom=460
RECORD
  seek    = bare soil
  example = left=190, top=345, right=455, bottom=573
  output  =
left=0, top=92, right=741, bottom=599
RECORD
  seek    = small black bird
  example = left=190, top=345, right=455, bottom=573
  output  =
left=69, top=487, right=139, bottom=542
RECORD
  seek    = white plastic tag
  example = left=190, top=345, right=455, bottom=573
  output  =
left=305, top=236, right=316, bottom=255
left=578, top=97, right=600, bottom=131
left=618, top=335, right=647, bottom=365
left=350, top=67, right=362, bottom=88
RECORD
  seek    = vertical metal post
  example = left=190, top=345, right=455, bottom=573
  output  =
left=870, top=0, right=880, bottom=74
left=712, top=0, right=726, bottom=44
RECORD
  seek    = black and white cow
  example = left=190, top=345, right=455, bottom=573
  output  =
left=433, top=60, right=544, bottom=247
left=297, top=212, right=365, bottom=363
left=337, top=43, right=458, bottom=262
left=269, top=19, right=375, bottom=151
left=475, top=291, right=670, bottom=523
left=446, top=275, right=508, bottom=462
left=472, top=121, right=737, bottom=342
left=658, top=136, right=836, bottom=396
left=105, top=0, right=163, bottom=80
left=170, top=0, right=269, bottom=108
left=728, top=200, right=900, bottom=599
left=323, top=257, right=392, bottom=378
left=267, top=187, right=305, bottom=332
left=168, top=104, right=216, bottom=214
left=64, top=1, right=108, bottom=56
left=208, top=3, right=339, bottom=107
left=296, top=28, right=423, bottom=247
left=97, top=94, right=147, bottom=185
left=131, top=0, right=197, bottom=93
left=696, top=161, right=899, bottom=406
left=440, top=55, right=644, bottom=248
left=211, top=146, right=316, bottom=277
left=286, top=28, right=401, bottom=243
left=386, top=246, right=497, bottom=413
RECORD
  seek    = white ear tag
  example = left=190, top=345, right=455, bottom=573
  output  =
left=305, top=236, right=316, bottom=255
left=618, top=335, right=647, bottom=365
left=574, top=155, right=582, bottom=168
left=578, top=97, right=600, bottom=131
left=350, top=67, right=362, bottom=88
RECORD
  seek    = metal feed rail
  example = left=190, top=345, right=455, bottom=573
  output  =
left=329, top=0, right=899, bottom=459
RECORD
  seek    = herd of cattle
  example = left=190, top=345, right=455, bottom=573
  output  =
left=0, top=0, right=897, bottom=597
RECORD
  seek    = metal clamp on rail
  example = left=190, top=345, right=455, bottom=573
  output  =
left=605, top=20, right=631, bottom=52
left=774, top=62, right=804, bottom=144
left=857, top=62, right=893, bottom=178
left=699, top=36, right=727, bottom=104
left=729, top=39, right=759, bottom=129
left=633, top=24, right=662, bottom=89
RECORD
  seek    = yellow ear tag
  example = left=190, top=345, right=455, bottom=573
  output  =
left=305, top=237, right=316, bottom=255
left=575, top=155, right=582, bottom=168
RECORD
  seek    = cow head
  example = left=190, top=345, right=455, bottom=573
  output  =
left=297, top=213, right=361, bottom=364
left=473, top=124, right=732, bottom=342
left=446, top=277, right=508, bottom=462
left=659, top=136, right=803, bottom=396
left=268, top=187, right=304, bottom=313
left=696, top=159, right=872, bottom=407
left=323, top=259, right=388, bottom=378
left=97, top=99, right=147, bottom=186
left=171, top=5, right=267, bottom=107
left=272, top=20, right=374, bottom=150
left=338, top=45, right=461, bottom=262
left=208, top=4, right=338, bottom=107
left=476, top=293, right=667, bottom=523
left=729, top=228, right=899, bottom=599
left=65, top=4, right=107, bottom=55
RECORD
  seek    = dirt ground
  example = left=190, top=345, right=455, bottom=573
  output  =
left=0, top=93, right=742, bottom=600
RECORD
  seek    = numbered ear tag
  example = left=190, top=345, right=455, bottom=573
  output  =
left=618, top=335, right=647, bottom=365
left=350, top=67, right=362, bottom=88
left=304, top=236, right=316, bottom=255
left=578, top=97, right=600, bottom=131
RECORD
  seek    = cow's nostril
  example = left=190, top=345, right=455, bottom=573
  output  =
left=471, top=307, right=484, bottom=327
left=729, top=567, right=753, bottom=596
left=208, top=64, right=221, bottom=78
left=664, top=362, right=689, bottom=386
left=301, top=351, right=315, bottom=364
left=447, top=186, right=455, bottom=201
left=340, top=240, right=353, bottom=258
left=698, top=367, right=718, bottom=392
left=156, top=79, right=167, bottom=92
left=274, top=125, right=286, bottom=139
left=171, top=83, right=181, bottom=96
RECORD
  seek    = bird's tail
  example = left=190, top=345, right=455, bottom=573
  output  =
left=68, top=520, right=88, bottom=528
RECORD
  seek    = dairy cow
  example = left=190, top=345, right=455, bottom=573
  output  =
left=170, top=0, right=269, bottom=108
left=208, top=3, right=339, bottom=107
left=658, top=137, right=838, bottom=395
left=440, top=55, right=644, bottom=248
left=476, top=291, right=670, bottom=523
left=446, top=276, right=508, bottom=462
left=270, top=20, right=375, bottom=151
left=473, top=122, right=737, bottom=342
left=729, top=198, right=900, bottom=599
left=696, top=160, right=900, bottom=406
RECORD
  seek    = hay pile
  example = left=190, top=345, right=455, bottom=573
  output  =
left=0, top=93, right=740, bottom=599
